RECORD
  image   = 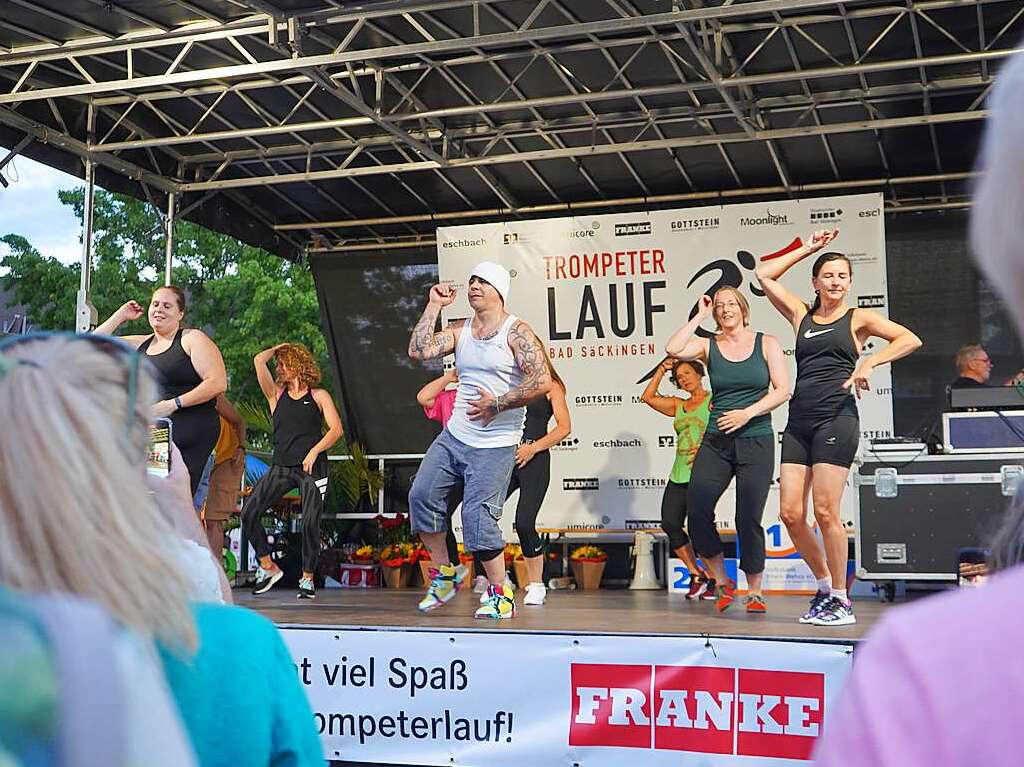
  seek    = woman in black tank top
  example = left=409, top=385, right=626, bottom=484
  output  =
left=241, top=342, right=344, bottom=600
left=756, top=229, right=922, bottom=628
left=95, top=286, right=227, bottom=497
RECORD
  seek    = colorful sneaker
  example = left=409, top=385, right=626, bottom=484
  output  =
left=297, top=577, right=316, bottom=600
left=686, top=574, right=710, bottom=600
left=454, top=563, right=469, bottom=590
left=474, top=583, right=516, bottom=620
left=811, top=596, right=856, bottom=627
left=252, top=566, right=284, bottom=595
left=715, top=583, right=736, bottom=613
left=798, top=590, right=831, bottom=624
left=472, top=575, right=489, bottom=594
left=700, top=578, right=718, bottom=600
left=418, top=564, right=459, bottom=612
left=523, top=582, right=547, bottom=605
left=745, top=594, right=767, bottom=614
left=479, top=577, right=514, bottom=604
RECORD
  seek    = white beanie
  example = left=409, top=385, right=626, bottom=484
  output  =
left=469, top=261, right=511, bottom=304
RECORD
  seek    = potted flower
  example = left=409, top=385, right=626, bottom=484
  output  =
left=336, top=544, right=381, bottom=588
left=380, top=542, right=416, bottom=588
left=570, top=545, right=608, bottom=590
left=351, top=544, right=377, bottom=564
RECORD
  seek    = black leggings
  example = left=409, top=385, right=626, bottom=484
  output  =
left=240, top=455, right=329, bottom=573
left=660, top=480, right=690, bottom=551
left=687, top=433, right=774, bottom=575
left=171, top=405, right=220, bottom=497
left=507, top=449, right=550, bottom=558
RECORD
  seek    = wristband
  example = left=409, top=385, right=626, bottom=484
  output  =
left=174, top=396, right=182, bottom=410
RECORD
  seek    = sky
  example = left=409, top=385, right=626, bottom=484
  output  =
left=0, top=153, right=87, bottom=267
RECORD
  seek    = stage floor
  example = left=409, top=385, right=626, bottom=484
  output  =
left=237, top=587, right=891, bottom=642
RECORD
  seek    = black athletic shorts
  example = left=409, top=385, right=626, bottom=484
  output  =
left=781, top=414, right=860, bottom=468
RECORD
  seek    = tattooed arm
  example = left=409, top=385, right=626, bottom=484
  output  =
left=408, top=283, right=460, bottom=360
left=467, top=320, right=551, bottom=425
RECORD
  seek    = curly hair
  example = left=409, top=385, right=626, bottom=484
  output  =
left=275, top=343, right=322, bottom=388
left=671, top=359, right=705, bottom=389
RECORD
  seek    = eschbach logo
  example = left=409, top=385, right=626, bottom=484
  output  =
left=617, top=478, right=666, bottom=489
left=593, top=438, right=643, bottom=449
left=658, top=435, right=675, bottom=448
left=442, top=237, right=486, bottom=249
left=670, top=216, right=720, bottom=232
left=858, top=208, right=881, bottom=218
left=857, top=295, right=885, bottom=308
left=570, top=663, right=824, bottom=760
left=563, top=478, right=600, bottom=491
left=739, top=209, right=790, bottom=227
left=575, top=395, right=624, bottom=407
left=614, top=221, right=652, bottom=237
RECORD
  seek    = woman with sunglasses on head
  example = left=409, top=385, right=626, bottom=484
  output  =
left=640, top=357, right=715, bottom=600
left=665, top=288, right=791, bottom=614
left=756, top=229, right=921, bottom=627
left=96, top=286, right=227, bottom=497
left=0, top=335, right=323, bottom=766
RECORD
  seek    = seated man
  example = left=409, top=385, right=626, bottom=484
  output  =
left=950, top=344, right=992, bottom=389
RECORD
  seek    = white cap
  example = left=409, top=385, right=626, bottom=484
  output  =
left=469, top=261, right=511, bottom=304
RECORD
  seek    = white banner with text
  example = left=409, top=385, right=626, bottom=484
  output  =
left=282, top=627, right=853, bottom=766
left=436, top=194, right=889, bottom=532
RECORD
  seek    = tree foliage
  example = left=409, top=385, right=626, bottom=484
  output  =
left=1, top=187, right=329, bottom=404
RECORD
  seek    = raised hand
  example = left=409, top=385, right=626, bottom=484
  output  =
left=808, top=228, right=839, bottom=252
left=429, top=283, right=457, bottom=307
left=119, top=300, right=145, bottom=322
left=696, top=294, right=714, bottom=319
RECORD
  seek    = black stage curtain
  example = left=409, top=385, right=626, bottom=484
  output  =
left=886, top=210, right=1023, bottom=438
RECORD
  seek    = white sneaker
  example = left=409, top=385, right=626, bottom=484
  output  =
left=523, top=582, right=547, bottom=605
left=472, top=575, right=489, bottom=594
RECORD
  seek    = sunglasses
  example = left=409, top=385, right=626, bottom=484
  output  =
left=0, top=331, right=143, bottom=433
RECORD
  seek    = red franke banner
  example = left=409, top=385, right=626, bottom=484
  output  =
left=570, top=664, right=823, bottom=760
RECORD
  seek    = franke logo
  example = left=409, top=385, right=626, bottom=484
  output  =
left=740, top=210, right=790, bottom=227
left=563, top=477, right=599, bottom=491
left=569, top=664, right=824, bottom=760
left=442, top=237, right=486, bottom=249
left=615, top=221, right=652, bottom=237
left=857, top=294, right=885, bottom=308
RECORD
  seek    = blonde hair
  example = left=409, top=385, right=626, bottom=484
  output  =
left=712, top=286, right=751, bottom=329
left=955, top=344, right=985, bottom=374
left=0, top=337, right=197, bottom=651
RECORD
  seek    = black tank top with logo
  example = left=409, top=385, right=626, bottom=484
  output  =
left=522, top=396, right=554, bottom=444
left=137, top=329, right=215, bottom=415
left=272, top=388, right=323, bottom=466
left=790, top=308, right=859, bottom=422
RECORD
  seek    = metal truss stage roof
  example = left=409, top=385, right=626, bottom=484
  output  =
left=0, top=0, right=1019, bottom=261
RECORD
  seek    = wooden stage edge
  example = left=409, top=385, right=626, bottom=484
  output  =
left=237, top=588, right=894, bottom=643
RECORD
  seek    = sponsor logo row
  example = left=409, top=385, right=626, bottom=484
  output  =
left=439, top=207, right=883, bottom=248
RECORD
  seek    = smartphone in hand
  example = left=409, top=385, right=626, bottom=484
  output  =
left=148, top=418, right=173, bottom=477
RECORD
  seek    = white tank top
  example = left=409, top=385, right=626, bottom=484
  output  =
left=446, top=315, right=526, bottom=448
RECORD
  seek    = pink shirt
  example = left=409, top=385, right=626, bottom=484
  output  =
left=423, top=389, right=457, bottom=428
left=813, top=566, right=1024, bottom=767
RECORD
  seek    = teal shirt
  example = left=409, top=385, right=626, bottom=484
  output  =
left=160, top=604, right=324, bottom=767
left=706, top=332, right=774, bottom=438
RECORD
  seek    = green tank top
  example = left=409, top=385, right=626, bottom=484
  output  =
left=706, top=332, right=773, bottom=438
left=670, top=395, right=711, bottom=484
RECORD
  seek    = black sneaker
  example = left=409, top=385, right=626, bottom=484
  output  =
left=297, top=577, right=316, bottom=600
left=810, top=596, right=856, bottom=626
left=798, top=590, right=830, bottom=624
left=252, top=567, right=284, bottom=595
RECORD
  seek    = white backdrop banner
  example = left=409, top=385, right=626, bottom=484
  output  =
left=282, top=627, right=853, bottom=766
left=436, top=194, right=890, bottom=532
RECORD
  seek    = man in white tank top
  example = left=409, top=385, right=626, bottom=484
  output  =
left=408, top=261, right=551, bottom=619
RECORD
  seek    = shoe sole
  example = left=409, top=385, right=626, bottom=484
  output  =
left=716, top=598, right=734, bottom=613
left=297, top=592, right=315, bottom=600
left=474, top=608, right=516, bottom=620
left=811, top=614, right=856, bottom=626
left=418, top=587, right=458, bottom=612
left=746, top=605, right=767, bottom=614
left=252, top=571, right=284, bottom=595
